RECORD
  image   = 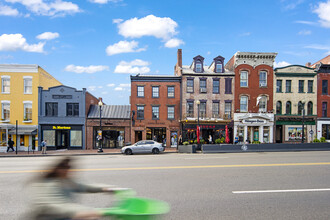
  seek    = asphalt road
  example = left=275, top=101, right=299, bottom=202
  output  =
left=1, top=151, right=330, bottom=219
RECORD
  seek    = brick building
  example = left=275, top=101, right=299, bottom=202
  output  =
left=130, top=75, right=181, bottom=148
left=226, top=52, right=277, bottom=143
left=175, top=49, right=235, bottom=143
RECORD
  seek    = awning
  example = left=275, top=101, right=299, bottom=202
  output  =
left=9, top=127, right=38, bottom=135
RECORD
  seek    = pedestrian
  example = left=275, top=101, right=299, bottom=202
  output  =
left=41, top=140, right=47, bottom=154
left=234, top=135, right=239, bottom=145
left=178, top=135, right=182, bottom=145
left=153, top=135, right=157, bottom=142
left=208, top=135, right=212, bottom=144
left=28, top=156, right=131, bottom=220
left=7, top=138, right=15, bottom=152
left=171, top=136, right=175, bottom=146
left=163, top=138, right=166, bottom=147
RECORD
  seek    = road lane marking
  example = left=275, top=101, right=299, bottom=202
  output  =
left=184, top=157, right=229, bottom=159
left=1, top=162, right=330, bottom=174
left=233, top=188, right=330, bottom=194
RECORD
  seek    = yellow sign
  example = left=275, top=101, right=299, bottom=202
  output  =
left=52, top=126, right=71, bottom=130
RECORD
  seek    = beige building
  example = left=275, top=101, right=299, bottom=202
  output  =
left=274, top=65, right=317, bottom=143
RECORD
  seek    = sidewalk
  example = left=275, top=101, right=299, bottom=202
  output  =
left=0, top=147, right=178, bottom=157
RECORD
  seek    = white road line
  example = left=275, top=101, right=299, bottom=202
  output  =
left=184, top=157, right=228, bottom=160
left=232, top=188, right=330, bottom=194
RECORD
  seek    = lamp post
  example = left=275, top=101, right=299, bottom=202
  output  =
left=97, top=99, right=103, bottom=153
left=196, top=100, right=201, bottom=149
left=302, top=108, right=305, bottom=144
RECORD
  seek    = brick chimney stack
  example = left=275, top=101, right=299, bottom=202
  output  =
left=175, top=49, right=182, bottom=76
left=305, top=62, right=311, bottom=67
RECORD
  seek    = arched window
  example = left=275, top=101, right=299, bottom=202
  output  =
left=258, top=96, right=267, bottom=112
left=276, top=101, right=282, bottom=115
left=216, top=60, right=223, bottom=73
left=195, top=60, right=202, bottom=73
left=240, top=96, right=248, bottom=112
left=298, top=101, right=304, bottom=115
left=307, top=101, right=313, bottom=115
left=286, top=101, right=291, bottom=115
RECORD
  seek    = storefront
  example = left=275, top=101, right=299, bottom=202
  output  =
left=40, top=125, right=83, bottom=150
left=316, top=119, right=330, bottom=141
left=92, top=126, right=126, bottom=148
left=275, top=116, right=316, bottom=143
left=234, top=113, right=274, bottom=143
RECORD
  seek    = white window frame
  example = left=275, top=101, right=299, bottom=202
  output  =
left=1, top=76, right=10, bottom=94
left=259, top=96, right=267, bottom=113
left=23, top=76, right=32, bottom=94
left=259, top=71, right=267, bottom=87
left=1, top=100, right=10, bottom=121
left=23, top=101, right=32, bottom=122
left=240, top=71, right=248, bottom=87
left=167, top=106, right=175, bottom=119
left=240, top=96, right=248, bottom=112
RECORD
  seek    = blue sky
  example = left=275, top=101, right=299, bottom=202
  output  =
left=1, top=0, right=330, bottom=105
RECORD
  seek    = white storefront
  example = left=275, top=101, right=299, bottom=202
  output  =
left=234, top=113, right=274, bottom=143
left=317, top=119, right=330, bottom=141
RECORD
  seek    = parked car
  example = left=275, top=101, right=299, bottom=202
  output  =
left=121, top=140, right=165, bottom=155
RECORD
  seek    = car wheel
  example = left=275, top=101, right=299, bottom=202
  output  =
left=152, top=148, right=160, bottom=154
left=125, top=149, right=132, bottom=155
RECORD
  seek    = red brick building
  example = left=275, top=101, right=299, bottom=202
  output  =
left=130, top=75, right=181, bottom=148
left=226, top=52, right=277, bottom=143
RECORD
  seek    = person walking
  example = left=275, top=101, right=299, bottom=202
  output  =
left=178, top=135, right=182, bottom=145
left=208, top=135, right=212, bottom=144
left=7, top=138, right=15, bottom=152
left=41, top=140, right=47, bottom=154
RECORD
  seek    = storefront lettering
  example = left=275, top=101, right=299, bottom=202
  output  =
left=52, top=126, right=71, bottom=130
left=243, top=119, right=265, bottom=124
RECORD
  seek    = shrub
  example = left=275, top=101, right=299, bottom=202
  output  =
left=220, top=137, right=225, bottom=143
left=194, top=139, right=198, bottom=144
left=320, top=137, right=326, bottom=143
left=215, top=138, right=221, bottom=144
left=190, top=140, right=194, bottom=144
left=313, top=138, right=320, bottom=143
left=183, top=141, right=189, bottom=145
left=200, top=139, right=205, bottom=144
left=252, top=141, right=261, bottom=144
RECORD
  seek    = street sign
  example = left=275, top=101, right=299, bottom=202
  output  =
left=309, top=130, right=314, bottom=135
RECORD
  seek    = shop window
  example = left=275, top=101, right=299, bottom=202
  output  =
left=213, top=80, right=219, bottom=94
left=186, top=101, right=194, bottom=117
left=152, top=106, right=159, bottom=119
left=308, top=80, right=313, bottom=93
left=70, top=130, right=82, bottom=147
left=137, top=86, right=144, bottom=97
left=322, top=124, right=330, bottom=139
left=307, top=101, right=313, bottom=115
left=298, top=101, right=304, bottom=115
left=212, top=102, right=219, bottom=118
left=322, top=80, right=328, bottom=95
left=1, top=76, right=10, bottom=93
left=238, top=126, right=244, bottom=142
left=298, top=80, right=304, bottom=93
left=187, top=79, right=194, bottom=93
left=46, top=102, right=58, bottom=116
left=20, top=135, right=25, bottom=146
left=24, top=77, right=32, bottom=94
left=276, top=101, right=282, bottom=114
left=1, top=102, right=10, bottom=120
left=286, top=101, right=291, bottom=115
left=167, top=86, right=175, bottom=98
left=152, top=86, right=159, bottom=98
left=240, top=71, right=248, bottom=87
left=259, top=71, right=267, bottom=87
left=43, top=130, right=55, bottom=146
left=200, top=102, right=206, bottom=118
left=167, top=106, right=175, bottom=119
left=24, top=102, right=32, bottom=121
left=200, top=79, right=207, bottom=93
left=67, top=103, right=79, bottom=117
left=263, top=127, right=270, bottom=143
left=240, top=96, right=248, bottom=112
left=322, top=102, right=327, bottom=117
left=276, top=80, right=282, bottom=92
left=286, top=80, right=291, bottom=93
left=137, top=106, right=144, bottom=120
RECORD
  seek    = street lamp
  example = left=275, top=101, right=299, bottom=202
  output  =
left=97, top=99, right=103, bottom=153
left=302, top=104, right=305, bottom=144
left=196, top=100, right=201, bottom=149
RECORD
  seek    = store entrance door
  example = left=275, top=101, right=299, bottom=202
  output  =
left=135, top=131, right=142, bottom=143
left=56, top=130, right=70, bottom=149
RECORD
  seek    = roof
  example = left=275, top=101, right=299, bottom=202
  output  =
left=131, top=75, right=181, bottom=82
left=181, top=65, right=234, bottom=75
left=311, top=55, right=330, bottom=68
left=88, top=105, right=130, bottom=119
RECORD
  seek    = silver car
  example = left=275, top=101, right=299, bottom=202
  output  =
left=121, top=140, right=165, bottom=155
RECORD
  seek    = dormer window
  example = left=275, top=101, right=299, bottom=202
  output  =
left=193, top=55, right=204, bottom=73
left=196, top=60, right=202, bottom=73
left=216, top=60, right=223, bottom=73
left=213, top=56, right=225, bottom=73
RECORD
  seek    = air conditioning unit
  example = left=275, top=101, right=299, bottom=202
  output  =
left=212, top=114, right=220, bottom=118
left=200, top=88, right=207, bottom=93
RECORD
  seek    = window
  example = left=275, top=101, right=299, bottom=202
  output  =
left=322, top=80, right=328, bottom=95
left=24, top=102, right=32, bottom=121
left=212, top=102, right=219, bottom=117
left=186, top=101, right=194, bottom=117
left=298, top=101, right=304, bottom=115
left=259, top=71, right=267, bottom=87
left=200, top=79, right=207, bottom=93
left=240, top=96, right=248, bottom=112
left=167, top=106, right=175, bottom=119
left=167, top=86, right=175, bottom=98
left=216, top=61, right=222, bottom=73
left=200, top=102, right=206, bottom=118
left=276, top=80, right=282, bottom=92
left=307, top=101, right=313, bottom=115
left=137, top=106, right=144, bottom=120
left=24, top=78, right=32, bottom=94
left=259, top=96, right=267, bottom=112
left=286, top=101, right=291, bottom=115
left=152, top=106, right=159, bottom=119
left=240, top=71, right=248, bottom=87
left=308, top=80, right=313, bottom=93
left=137, top=86, right=144, bottom=97
left=67, top=103, right=79, bottom=116
left=1, top=77, right=10, bottom=93
left=196, top=60, right=202, bottom=73
left=213, top=80, right=219, bottom=94
left=299, top=80, right=304, bottom=93
left=225, top=78, right=232, bottom=94
left=70, top=130, right=82, bottom=147
left=322, top=102, right=327, bottom=117
left=152, top=86, right=159, bottom=98
left=45, top=102, right=58, bottom=116
left=286, top=80, right=292, bottom=93
left=225, top=102, right=232, bottom=119
left=1, top=103, right=10, bottom=120
left=187, top=79, right=194, bottom=93
left=276, top=101, right=282, bottom=114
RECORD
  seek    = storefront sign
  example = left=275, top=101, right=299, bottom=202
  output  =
left=183, top=124, right=226, bottom=130
left=242, top=119, right=266, bottom=124
left=52, top=126, right=71, bottom=130
left=52, top=95, right=72, bottom=99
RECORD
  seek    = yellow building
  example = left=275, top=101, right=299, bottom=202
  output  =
left=0, top=64, right=61, bottom=151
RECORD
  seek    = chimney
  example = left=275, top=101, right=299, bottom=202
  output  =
left=305, top=62, right=311, bottom=67
left=177, top=49, right=182, bottom=68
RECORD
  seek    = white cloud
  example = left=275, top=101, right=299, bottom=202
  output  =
left=305, top=44, right=330, bottom=55
left=313, top=0, right=330, bottom=28
left=114, top=59, right=150, bottom=74
left=36, top=32, right=59, bottom=40
left=101, top=91, right=108, bottom=95
left=117, top=14, right=179, bottom=40
left=0, top=5, right=19, bottom=16
left=107, top=83, right=115, bottom=87
left=294, top=20, right=317, bottom=25
left=90, top=0, right=122, bottom=4
left=64, top=64, right=109, bottom=74
left=4, top=0, right=81, bottom=17
left=0, top=33, right=44, bottom=53
left=118, top=83, right=131, bottom=88
left=298, top=30, right=311, bottom=35
left=88, top=86, right=96, bottom=91
left=106, top=40, right=146, bottom=56
left=274, top=61, right=291, bottom=68
left=114, top=87, right=123, bottom=91
left=98, top=86, right=103, bottom=89
left=282, top=0, right=304, bottom=10
left=113, top=18, right=123, bottom=24
left=239, top=32, right=251, bottom=37
left=164, top=38, right=184, bottom=48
